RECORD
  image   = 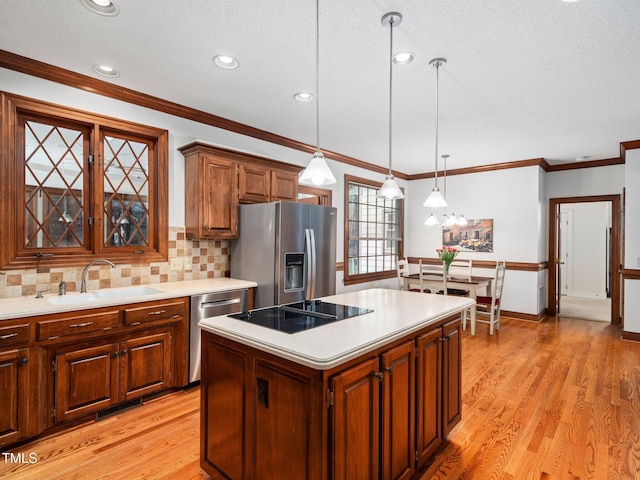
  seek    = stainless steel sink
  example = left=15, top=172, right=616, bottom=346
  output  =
left=48, top=286, right=163, bottom=306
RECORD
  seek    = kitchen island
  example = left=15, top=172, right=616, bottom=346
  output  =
left=198, top=288, right=474, bottom=480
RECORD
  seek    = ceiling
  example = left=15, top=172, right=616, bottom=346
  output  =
left=1, top=0, right=639, bottom=175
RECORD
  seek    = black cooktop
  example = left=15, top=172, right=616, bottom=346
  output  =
left=228, top=299, right=373, bottom=334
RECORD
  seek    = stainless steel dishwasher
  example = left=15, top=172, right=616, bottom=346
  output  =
left=190, top=289, right=248, bottom=383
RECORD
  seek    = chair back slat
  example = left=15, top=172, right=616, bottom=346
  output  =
left=419, top=260, right=447, bottom=294
left=397, top=258, right=409, bottom=290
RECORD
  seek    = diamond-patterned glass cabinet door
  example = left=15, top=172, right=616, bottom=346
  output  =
left=103, top=134, right=151, bottom=248
left=23, top=120, right=86, bottom=249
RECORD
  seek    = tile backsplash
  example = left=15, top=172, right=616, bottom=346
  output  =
left=0, top=227, right=230, bottom=299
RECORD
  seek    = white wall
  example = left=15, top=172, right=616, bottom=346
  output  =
left=546, top=164, right=625, bottom=199
left=624, top=149, right=640, bottom=333
left=406, top=166, right=542, bottom=315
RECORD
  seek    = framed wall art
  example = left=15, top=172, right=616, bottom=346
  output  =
left=443, top=218, right=493, bottom=252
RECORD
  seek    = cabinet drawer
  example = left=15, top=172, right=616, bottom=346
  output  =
left=37, top=311, right=120, bottom=340
left=124, top=300, right=185, bottom=325
left=0, top=324, right=30, bottom=347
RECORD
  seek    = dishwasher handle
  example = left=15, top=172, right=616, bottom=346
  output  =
left=200, top=298, right=242, bottom=309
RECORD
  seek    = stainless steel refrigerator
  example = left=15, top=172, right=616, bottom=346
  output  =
left=230, top=201, right=337, bottom=308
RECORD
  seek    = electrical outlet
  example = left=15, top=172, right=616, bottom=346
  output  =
left=170, top=257, right=183, bottom=270
left=184, top=258, right=192, bottom=271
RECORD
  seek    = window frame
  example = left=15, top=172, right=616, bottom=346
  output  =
left=343, top=174, right=404, bottom=286
left=0, top=92, right=168, bottom=269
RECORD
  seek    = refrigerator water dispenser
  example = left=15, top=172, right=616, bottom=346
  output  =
left=284, top=253, right=305, bottom=292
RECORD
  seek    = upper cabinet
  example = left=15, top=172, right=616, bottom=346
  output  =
left=179, top=142, right=301, bottom=239
left=0, top=93, right=169, bottom=269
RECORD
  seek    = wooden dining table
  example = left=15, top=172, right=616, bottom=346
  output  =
left=402, top=273, right=494, bottom=330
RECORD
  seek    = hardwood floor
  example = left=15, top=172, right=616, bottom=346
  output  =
left=2, top=315, right=639, bottom=479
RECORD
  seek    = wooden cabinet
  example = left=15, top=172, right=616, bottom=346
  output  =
left=238, top=163, right=298, bottom=203
left=183, top=151, right=238, bottom=239
left=179, top=142, right=301, bottom=239
left=1, top=296, right=188, bottom=447
left=0, top=347, right=32, bottom=447
left=47, top=300, right=186, bottom=424
left=200, top=313, right=462, bottom=480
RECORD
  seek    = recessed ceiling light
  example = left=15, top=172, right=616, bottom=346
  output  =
left=392, top=52, right=415, bottom=65
left=294, top=92, right=314, bottom=102
left=562, top=0, right=579, bottom=2
left=92, top=64, right=120, bottom=78
left=80, top=0, right=120, bottom=16
left=213, top=55, right=239, bottom=69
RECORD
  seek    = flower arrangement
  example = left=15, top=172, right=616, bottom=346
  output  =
left=437, top=246, right=459, bottom=276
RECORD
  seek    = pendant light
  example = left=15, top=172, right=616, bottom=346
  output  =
left=299, top=0, right=336, bottom=186
left=423, top=58, right=447, bottom=208
left=378, top=12, right=404, bottom=200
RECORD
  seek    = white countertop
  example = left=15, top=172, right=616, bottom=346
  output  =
left=199, top=288, right=474, bottom=370
left=0, top=278, right=257, bottom=321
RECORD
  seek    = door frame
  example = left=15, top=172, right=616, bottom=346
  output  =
left=548, top=194, right=621, bottom=324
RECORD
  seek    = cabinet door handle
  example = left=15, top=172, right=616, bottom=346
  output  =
left=70, top=321, right=94, bottom=328
left=439, top=337, right=446, bottom=343
left=147, top=310, right=166, bottom=316
left=0, top=333, right=18, bottom=340
left=385, top=367, right=393, bottom=375
left=113, top=351, right=120, bottom=358
left=373, top=372, right=384, bottom=381
left=19, top=357, right=28, bottom=366
left=121, top=349, right=128, bottom=356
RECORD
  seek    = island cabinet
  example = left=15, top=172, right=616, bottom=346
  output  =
left=179, top=142, right=301, bottom=240
left=200, top=314, right=462, bottom=480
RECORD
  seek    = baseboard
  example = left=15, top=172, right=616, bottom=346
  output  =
left=501, top=310, right=546, bottom=323
left=622, top=331, right=640, bottom=342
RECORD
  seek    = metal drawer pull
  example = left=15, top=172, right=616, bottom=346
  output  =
left=69, top=321, right=94, bottom=328
left=201, top=298, right=241, bottom=308
left=147, top=310, right=167, bottom=316
left=171, top=314, right=180, bottom=319
left=0, top=333, right=19, bottom=340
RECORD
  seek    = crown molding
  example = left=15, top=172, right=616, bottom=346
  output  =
left=0, top=49, right=630, bottom=182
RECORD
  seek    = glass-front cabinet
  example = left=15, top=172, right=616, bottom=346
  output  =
left=0, top=92, right=168, bottom=269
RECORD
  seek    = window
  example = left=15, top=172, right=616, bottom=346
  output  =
left=344, top=175, right=403, bottom=285
left=0, top=92, right=168, bottom=269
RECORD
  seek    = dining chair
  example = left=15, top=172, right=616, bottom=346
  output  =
left=419, top=260, right=447, bottom=294
left=471, top=262, right=506, bottom=335
left=447, top=258, right=472, bottom=296
left=396, top=258, right=409, bottom=290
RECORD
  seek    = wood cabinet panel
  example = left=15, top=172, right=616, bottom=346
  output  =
left=0, top=323, right=30, bottom=348
left=121, top=332, right=172, bottom=401
left=0, top=348, right=30, bottom=447
left=55, top=343, right=119, bottom=422
left=37, top=311, right=120, bottom=340
left=415, top=327, right=443, bottom=465
left=238, top=163, right=270, bottom=203
left=442, top=318, right=462, bottom=436
left=254, top=360, right=313, bottom=480
left=270, top=169, right=298, bottom=201
left=123, top=300, right=185, bottom=325
left=201, top=335, right=249, bottom=480
left=202, top=155, right=238, bottom=238
left=332, top=356, right=380, bottom=480
left=382, top=340, right=416, bottom=480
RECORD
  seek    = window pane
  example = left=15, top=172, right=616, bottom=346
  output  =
left=103, top=135, right=150, bottom=247
left=345, top=177, right=403, bottom=278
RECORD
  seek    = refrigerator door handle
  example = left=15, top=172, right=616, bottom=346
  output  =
left=309, top=228, right=317, bottom=298
left=305, top=229, right=313, bottom=300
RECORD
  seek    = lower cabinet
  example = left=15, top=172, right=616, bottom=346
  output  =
left=54, top=331, right=173, bottom=422
left=332, top=318, right=461, bottom=480
left=0, top=347, right=32, bottom=447
left=200, top=314, right=462, bottom=480
left=0, top=296, right=189, bottom=448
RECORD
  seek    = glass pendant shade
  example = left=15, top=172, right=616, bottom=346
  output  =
left=378, top=174, right=404, bottom=200
left=457, top=215, right=468, bottom=226
left=423, top=187, right=447, bottom=208
left=424, top=213, right=440, bottom=226
left=299, top=151, right=336, bottom=186
left=448, top=212, right=458, bottom=225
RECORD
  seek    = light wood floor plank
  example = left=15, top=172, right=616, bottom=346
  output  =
left=2, top=315, right=640, bottom=479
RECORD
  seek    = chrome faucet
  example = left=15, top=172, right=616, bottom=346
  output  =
left=80, top=259, right=116, bottom=293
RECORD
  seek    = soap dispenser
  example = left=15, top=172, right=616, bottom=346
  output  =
left=59, top=280, right=67, bottom=296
